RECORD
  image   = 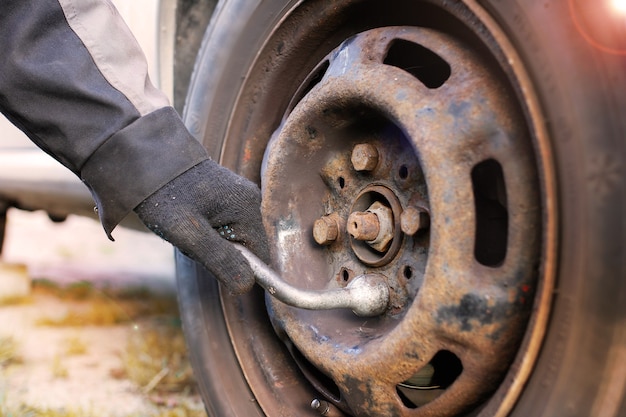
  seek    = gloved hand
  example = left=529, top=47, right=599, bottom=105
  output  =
left=134, top=159, right=270, bottom=295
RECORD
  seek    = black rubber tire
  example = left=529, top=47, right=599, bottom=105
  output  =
left=176, top=1, right=626, bottom=416
left=483, top=3, right=626, bottom=416
left=0, top=201, right=7, bottom=255
left=172, top=0, right=217, bottom=113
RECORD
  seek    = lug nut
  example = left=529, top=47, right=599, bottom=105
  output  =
left=313, top=214, right=340, bottom=245
left=400, top=206, right=430, bottom=236
left=348, top=202, right=395, bottom=252
left=351, top=143, right=379, bottom=171
left=347, top=211, right=380, bottom=241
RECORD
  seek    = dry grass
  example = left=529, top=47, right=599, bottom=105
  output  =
left=33, top=280, right=178, bottom=327
left=33, top=280, right=193, bottom=392
left=0, top=327, right=205, bottom=417
left=0, top=280, right=205, bottom=417
left=0, top=404, right=205, bottom=417
left=148, top=404, right=206, bottom=417
left=62, top=336, right=87, bottom=356
left=121, top=322, right=196, bottom=395
left=0, top=405, right=95, bottom=417
left=0, top=336, right=21, bottom=367
left=0, top=295, right=33, bottom=307
left=50, top=355, right=69, bottom=379
left=36, top=297, right=131, bottom=327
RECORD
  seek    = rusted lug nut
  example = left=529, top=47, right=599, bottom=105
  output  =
left=351, top=143, right=379, bottom=172
left=313, top=214, right=340, bottom=245
left=400, top=206, right=430, bottom=236
left=365, top=201, right=394, bottom=252
left=347, top=211, right=380, bottom=241
left=348, top=202, right=394, bottom=252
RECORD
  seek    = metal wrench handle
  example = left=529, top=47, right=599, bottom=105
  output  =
left=234, top=244, right=389, bottom=317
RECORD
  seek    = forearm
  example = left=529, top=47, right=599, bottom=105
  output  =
left=0, top=0, right=208, bottom=237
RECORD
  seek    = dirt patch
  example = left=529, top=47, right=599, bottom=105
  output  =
left=0, top=290, right=205, bottom=417
left=0, top=210, right=206, bottom=417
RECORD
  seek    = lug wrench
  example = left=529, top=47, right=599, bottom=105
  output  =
left=234, top=244, right=390, bottom=317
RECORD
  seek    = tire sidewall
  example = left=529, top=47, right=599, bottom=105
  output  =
left=481, top=1, right=626, bottom=416
left=179, top=1, right=626, bottom=416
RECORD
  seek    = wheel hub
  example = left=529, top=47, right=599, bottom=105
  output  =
left=347, top=184, right=405, bottom=266
left=261, top=26, right=541, bottom=416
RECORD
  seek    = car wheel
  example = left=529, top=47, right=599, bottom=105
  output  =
left=176, top=1, right=626, bottom=416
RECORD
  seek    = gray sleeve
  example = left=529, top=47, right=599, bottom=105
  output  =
left=0, top=0, right=208, bottom=238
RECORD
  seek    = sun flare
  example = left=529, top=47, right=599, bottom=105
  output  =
left=610, top=0, right=626, bottom=14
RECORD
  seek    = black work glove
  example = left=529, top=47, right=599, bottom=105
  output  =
left=134, top=159, right=270, bottom=295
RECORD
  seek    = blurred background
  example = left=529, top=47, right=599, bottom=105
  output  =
left=0, top=2, right=207, bottom=416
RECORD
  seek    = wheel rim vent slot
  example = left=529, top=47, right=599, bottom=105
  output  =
left=472, top=159, right=508, bottom=267
left=383, top=39, right=451, bottom=88
left=397, top=350, right=463, bottom=409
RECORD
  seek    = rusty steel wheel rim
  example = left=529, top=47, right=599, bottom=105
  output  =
left=261, top=26, right=541, bottom=416
left=208, top=1, right=557, bottom=416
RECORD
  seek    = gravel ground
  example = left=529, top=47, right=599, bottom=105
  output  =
left=0, top=209, right=206, bottom=417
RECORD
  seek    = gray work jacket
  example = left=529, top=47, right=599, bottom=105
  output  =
left=0, top=0, right=209, bottom=239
